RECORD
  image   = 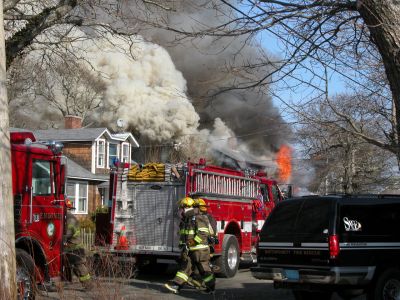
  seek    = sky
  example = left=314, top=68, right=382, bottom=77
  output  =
left=260, top=30, right=348, bottom=121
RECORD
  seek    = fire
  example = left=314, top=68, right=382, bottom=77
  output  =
left=276, top=145, right=292, bottom=182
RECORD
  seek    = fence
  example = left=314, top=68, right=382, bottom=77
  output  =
left=80, top=228, right=95, bottom=251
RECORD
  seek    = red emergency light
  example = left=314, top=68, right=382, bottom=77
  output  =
left=10, top=132, right=36, bottom=144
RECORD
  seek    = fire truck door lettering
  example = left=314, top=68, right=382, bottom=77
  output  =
left=40, top=212, right=62, bottom=220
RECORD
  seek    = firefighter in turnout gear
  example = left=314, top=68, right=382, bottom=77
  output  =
left=190, top=198, right=216, bottom=292
left=64, top=199, right=93, bottom=290
left=164, top=197, right=215, bottom=294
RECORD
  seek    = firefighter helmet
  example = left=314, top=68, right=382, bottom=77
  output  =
left=195, top=198, right=208, bottom=212
left=65, top=199, right=75, bottom=210
left=179, top=197, right=195, bottom=208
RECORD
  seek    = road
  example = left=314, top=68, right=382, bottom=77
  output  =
left=37, top=265, right=364, bottom=300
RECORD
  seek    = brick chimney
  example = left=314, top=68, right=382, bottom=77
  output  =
left=64, top=115, right=82, bottom=129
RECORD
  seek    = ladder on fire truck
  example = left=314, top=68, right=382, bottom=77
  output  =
left=191, top=169, right=259, bottom=200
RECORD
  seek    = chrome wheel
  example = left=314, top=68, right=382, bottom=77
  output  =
left=383, top=278, right=400, bottom=300
left=227, top=243, right=238, bottom=270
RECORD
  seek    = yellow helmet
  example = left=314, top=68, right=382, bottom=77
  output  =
left=195, top=198, right=208, bottom=212
left=179, top=197, right=195, bottom=208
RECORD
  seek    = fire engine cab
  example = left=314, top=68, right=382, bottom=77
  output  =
left=10, top=130, right=66, bottom=298
left=96, top=158, right=285, bottom=278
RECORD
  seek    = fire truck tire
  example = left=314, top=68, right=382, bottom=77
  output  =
left=16, top=249, right=36, bottom=300
left=214, top=234, right=240, bottom=278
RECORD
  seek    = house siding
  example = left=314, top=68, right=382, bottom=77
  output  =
left=63, top=143, right=93, bottom=171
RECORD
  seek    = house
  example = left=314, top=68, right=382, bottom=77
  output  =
left=34, top=116, right=139, bottom=218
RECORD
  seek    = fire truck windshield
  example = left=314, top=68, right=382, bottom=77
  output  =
left=271, top=185, right=280, bottom=203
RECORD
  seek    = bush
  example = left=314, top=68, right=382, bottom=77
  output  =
left=79, top=217, right=95, bottom=231
left=90, top=205, right=109, bottom=222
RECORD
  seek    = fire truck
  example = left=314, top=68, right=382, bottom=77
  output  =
left=95, top=158, right=286, bottom=278
left=10, top=130, right=66, bottom=298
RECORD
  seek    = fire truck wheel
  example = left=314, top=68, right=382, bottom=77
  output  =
left=214, top=234, right=240, bottom=278
left=16, top=249, right=36, bottom=300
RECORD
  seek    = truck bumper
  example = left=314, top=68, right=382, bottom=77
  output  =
left=250, top=265, right=375, bottom=286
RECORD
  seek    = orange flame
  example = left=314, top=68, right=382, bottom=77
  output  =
left=276, top=145, right=292, bottom=182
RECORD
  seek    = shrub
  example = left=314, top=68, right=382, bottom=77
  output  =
left=79, top=217, right=95, bottom=231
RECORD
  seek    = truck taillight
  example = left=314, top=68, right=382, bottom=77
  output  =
left=329, top=234, right=340, bottom=259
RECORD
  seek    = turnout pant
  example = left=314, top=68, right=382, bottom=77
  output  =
left=190, top=248, right=215, bottom=290
left=173, top=248, right=215, bottom=290
left=64, top=248, right=91, bottom=283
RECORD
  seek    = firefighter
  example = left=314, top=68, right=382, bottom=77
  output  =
left=164, top=196, right=215, bottom=294
left=64, top=199, right=93, bottom=290
left=164, top=196, right=195, bottom=293
left=190, top=198, right=217, bottom=291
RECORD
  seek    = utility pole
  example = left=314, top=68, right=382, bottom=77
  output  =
left=0, top=0, right=17, bottom=298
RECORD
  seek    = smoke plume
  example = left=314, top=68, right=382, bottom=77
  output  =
left=110, top=0, right=292, bottom=159
left=10, top=0, right=292, bottom=173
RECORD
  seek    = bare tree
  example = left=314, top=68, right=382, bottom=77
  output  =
left=4, top=0, right=81, bottom=68
left=0, top=1, right=16, bottom=298
left=32, top=56, right=106, bottom=123
left=297, top=93, right=397, bottom=194
left=140, top=1, right=400, bottom=162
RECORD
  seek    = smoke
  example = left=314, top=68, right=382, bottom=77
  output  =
left=10, top=0, right=292, bottom=173
left=110, top=0, right=292, bottom=157
left=84, top=34, right=201, bottom=142
left=11, top=30, right=203, bottom=143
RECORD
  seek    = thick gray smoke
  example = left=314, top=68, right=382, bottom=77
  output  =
left=116, top=0, right=292, bottom=158
left=9, top=1, right=291, bottom=172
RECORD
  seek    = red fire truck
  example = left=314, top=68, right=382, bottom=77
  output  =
left=96, top=158, right=286, bottom=278
left=10, top=130, right=66, bottom=298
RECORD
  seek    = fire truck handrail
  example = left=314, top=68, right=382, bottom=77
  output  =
left=193, top=169, right=259, bottom=182
left=189, top=192, right=256, bottom=202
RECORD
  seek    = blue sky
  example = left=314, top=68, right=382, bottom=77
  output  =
left=261, top=31, right=348, bottom=120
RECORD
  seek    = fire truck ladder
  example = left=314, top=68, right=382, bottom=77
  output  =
left=192, top=170, right=259, bottom=200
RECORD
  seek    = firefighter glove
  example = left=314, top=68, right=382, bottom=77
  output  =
left=187, top=239, right=196, bottom=247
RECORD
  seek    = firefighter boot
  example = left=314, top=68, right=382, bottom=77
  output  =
left=202, top=283, right=216, bottom=295
left=164, top=282, right=181, bottom=294
left=187, top=276, right=205, bottom=290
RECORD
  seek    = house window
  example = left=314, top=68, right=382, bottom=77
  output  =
left=97, top=139, right=105, bottom=168
left=122, top=143, right=130, bottom=163
left=108, top=143, right=119, bottom=167
left=99, top=187, right=108, bottom=207
left=66, top=181, right=88, bottom=214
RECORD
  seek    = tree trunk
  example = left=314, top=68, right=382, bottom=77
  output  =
left=0, top=0, right=16, bottom=298
left=357, top=0, right=400, bottom=162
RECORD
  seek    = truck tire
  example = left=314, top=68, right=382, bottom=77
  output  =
left=16, top=249, right=36, bottom=300
left=366, top=268, right=400, bottom=300
left=215, top=234, right=240, bottom=278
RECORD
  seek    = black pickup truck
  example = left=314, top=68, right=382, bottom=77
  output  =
left=251, top=195, right=400, bottom=300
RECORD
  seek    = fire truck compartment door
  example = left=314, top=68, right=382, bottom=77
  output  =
left=132, top=183, right=184, bottom=252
